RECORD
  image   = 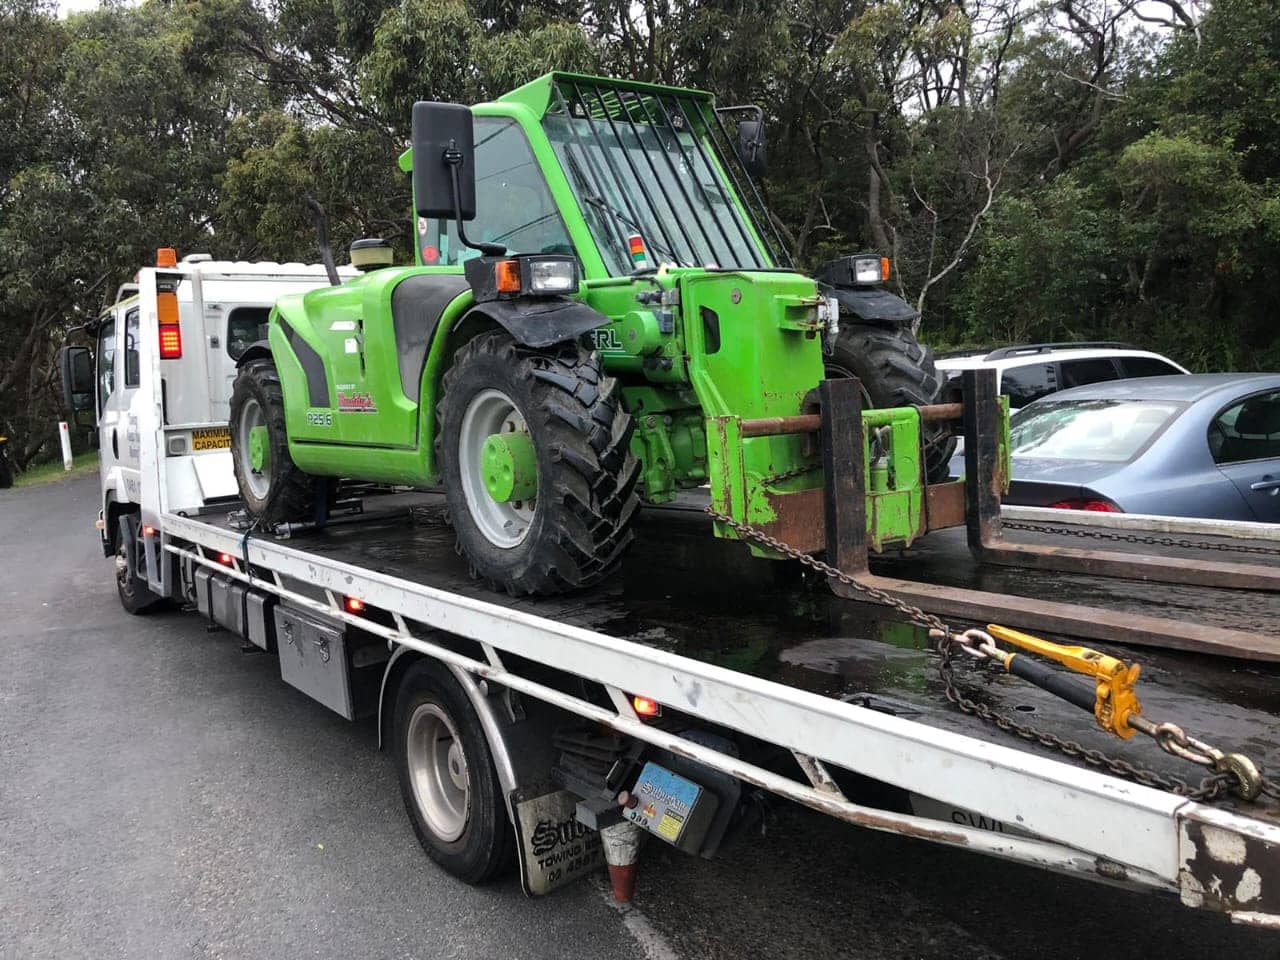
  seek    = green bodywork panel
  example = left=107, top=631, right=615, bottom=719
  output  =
left=265, top=71, right=1006, bottom=558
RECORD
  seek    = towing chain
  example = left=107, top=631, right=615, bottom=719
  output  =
left=761, top=462, right=822, bottom=486
left=704, top=504, right=1275, bottom=804
left=1000, top=519, right=1280, bottom=557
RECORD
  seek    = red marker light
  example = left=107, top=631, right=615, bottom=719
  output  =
left=422, top=244, right=439, bottom=264
left=344, top=597, right=366, bottom=614
left=217, top=552, right=234, bottom=565
left=632, top=696, right=661, bottom=718
left=142, top=525, right=157, bottom=537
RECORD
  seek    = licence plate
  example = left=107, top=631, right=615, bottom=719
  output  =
left=191, top=427, right=231, bottom=451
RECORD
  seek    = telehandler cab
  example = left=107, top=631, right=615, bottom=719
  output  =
left=229, top=73, right=957, bottom=595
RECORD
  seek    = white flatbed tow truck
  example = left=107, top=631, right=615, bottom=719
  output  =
left=59, top=257, right=1280, bottom=928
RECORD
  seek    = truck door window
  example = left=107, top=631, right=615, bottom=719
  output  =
left=97, top=316, right=117, bottom=411
left=124, top=308, right=141, bottom=387
left=424, top=118, right=574, bottom=266
left=227, top=307, right=272, bottom=360
left=1000, top=363, right=1056, bottom=409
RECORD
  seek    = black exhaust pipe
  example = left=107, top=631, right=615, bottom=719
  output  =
left=307, top=198, right=342, bottom=286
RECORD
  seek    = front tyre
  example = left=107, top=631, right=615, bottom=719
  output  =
left=229, top=359, right=320, bottom=525
left=825, top=324, right=957, bottom=483
left=437, top=331, right=640, bottom=596
left=116, top=514, right=161, bottom=615
left=393, top=662, right=513, bottom=883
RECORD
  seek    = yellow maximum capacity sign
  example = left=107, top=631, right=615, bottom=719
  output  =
left=191, top=427, right=231, bottom=451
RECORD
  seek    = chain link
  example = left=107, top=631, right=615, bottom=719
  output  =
left=1001, top=519, right=1280, bottom=556
left=760, top=462, right=822, bottom=487
left=704, top=503, right=1271, bottom=804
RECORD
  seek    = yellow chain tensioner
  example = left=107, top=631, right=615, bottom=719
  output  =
left=985, top=624, right=1141, bottom=739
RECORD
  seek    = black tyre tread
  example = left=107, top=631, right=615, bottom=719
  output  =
left=393, top=662, right=513, bottom=884
left=229, top=359, right=318, bottom=524
left=436, top=332, right=640, bottom=596
left=827, top=325, right=957, bottom=483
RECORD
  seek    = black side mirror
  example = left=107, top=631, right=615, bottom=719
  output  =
left=411, top=101, right=477, bottom=221
left=59, top=345, right=94, bottom=415
left=737, top=118, right=767, bottom=177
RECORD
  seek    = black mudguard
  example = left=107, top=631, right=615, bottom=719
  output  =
left=236, top=340, right=273, bottom=367
left=832, top=287, right=918, bottom=327
left=463, top=298, right=609, bottom=349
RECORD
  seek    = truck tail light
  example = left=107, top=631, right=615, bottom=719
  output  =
left=157, top=289, right=182, bottom=359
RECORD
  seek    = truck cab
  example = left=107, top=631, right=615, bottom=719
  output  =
left=61, top=251, right=351, bottom=607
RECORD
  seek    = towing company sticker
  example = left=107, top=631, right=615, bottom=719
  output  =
left=513, top=789, right=603, bottom=896
left=337, top=390, right=377, bottom=413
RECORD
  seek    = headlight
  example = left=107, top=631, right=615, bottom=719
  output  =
left=481, top=254, right=580, bottom=299
left=527, top=257, right=578, bottom=294
left=853, top=256, right=882, bottom=284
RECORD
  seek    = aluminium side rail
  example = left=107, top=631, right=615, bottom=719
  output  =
left=160, top=510, right=1280, bottom=928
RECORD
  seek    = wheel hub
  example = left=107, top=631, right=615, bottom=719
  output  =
left=406, top=703, right=470, bottom=843
left=480, top=430, right=537, bottom=504
left=248, top=425, right=269, bottom=473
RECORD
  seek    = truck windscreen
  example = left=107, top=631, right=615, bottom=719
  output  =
left=543, top=80, right=777, bottom=276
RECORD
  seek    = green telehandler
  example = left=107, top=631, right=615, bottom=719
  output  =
left=229, top=73, right=961, bottom=595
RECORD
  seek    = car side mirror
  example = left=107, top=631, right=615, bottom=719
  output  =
left=737, top=118, right=767, bottom=177
left=411, top=101, right=477, bottom=221
left=59, top=345, right=94, bottom=415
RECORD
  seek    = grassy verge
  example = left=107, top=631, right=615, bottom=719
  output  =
left=12, top=452, right=99, bottom=488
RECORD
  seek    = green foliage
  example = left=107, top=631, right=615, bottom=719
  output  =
left=2, top=0, right=1278, bottom=467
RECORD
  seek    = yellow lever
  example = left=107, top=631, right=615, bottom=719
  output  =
left=986, top=624, right=1142, bottom=739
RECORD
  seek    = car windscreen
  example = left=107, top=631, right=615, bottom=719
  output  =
left=1010, top=399, right=1184, bottom=463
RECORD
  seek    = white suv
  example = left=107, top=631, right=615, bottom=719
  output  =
left=936, top=342, right=1189, bottom=412
left=935, top=343, right=1189, bottom=476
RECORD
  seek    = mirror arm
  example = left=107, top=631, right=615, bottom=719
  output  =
left=444, top=146, right=505, bottom=257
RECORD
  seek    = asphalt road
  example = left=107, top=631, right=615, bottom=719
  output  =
left=2, top=475, right=1277, bottom=960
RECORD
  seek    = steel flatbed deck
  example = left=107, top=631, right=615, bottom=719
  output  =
left=158, top=491, right=1280, bottom=927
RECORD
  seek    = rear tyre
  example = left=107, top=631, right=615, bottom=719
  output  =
left=436, top=331, right=640, bottom=596
left=393, top=661, right=513, bottom=883
left=229, top=359, right=320, bottom=525
left=825, top=324, right=957, bottom=483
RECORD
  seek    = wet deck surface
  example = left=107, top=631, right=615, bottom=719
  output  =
left=231, top=491, right=1280, bottom=821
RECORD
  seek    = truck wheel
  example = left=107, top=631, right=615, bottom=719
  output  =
left=436, top=331, right=640, bottom=596
left=825, top=325, right=956, bottom=483
left=116, top=515, right=161, bottom=615
left=230, top=359, right=320, bottom=525
left=393, top=662, right=512, bottom=883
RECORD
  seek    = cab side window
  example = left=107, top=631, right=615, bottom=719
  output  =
left=124, top=308, right=141, bottom=388
left=423, top=118, right=574, bottom=266
left=97, top=316, right=117, bottom=413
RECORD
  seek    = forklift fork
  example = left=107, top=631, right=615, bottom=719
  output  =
left=814, top=373, right=1280, bottom=662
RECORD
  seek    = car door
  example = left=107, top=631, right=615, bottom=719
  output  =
left=1209, top=389, right=1280, bottom=522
